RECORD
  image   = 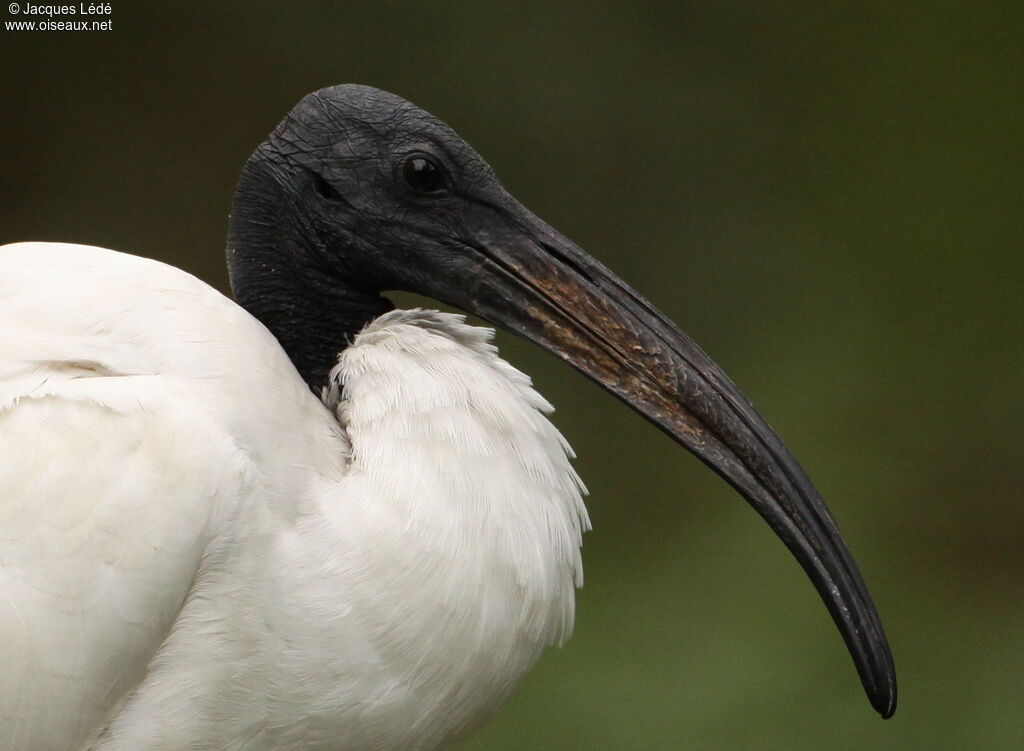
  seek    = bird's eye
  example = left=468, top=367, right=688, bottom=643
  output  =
left=314, top=173, right=343, bottom=202
left=401, top=154, right=447, bottom=195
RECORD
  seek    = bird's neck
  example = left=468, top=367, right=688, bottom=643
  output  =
left=226, top=163, right=392, bottom=392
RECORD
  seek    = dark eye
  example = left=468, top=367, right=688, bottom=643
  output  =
left=314, top=173, right=343, bottom=202
left=401, top=154, right=447, bottom=194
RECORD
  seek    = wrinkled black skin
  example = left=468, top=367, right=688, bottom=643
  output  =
left=228, top=85, right=518, bottom=390
left=226, top=85, right=896, bottom=719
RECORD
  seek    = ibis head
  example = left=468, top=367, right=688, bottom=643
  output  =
left=227, top=84, right=896, bottom=718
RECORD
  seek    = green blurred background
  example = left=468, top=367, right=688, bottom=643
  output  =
left=3, top=2, right=1021, bottom=748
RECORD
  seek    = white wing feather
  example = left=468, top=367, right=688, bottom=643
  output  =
left=0, top=243, right=332, bottom=750
left=0, top=243, right=587, bottom=751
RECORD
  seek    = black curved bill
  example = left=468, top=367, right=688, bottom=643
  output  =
left=435, top=206, right=897, bottom=718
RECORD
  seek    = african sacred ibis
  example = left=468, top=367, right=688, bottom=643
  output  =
left=0, top=85, right=896, bottom=750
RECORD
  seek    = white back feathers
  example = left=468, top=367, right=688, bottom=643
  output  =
left=1, top=243, right=587, bottom=750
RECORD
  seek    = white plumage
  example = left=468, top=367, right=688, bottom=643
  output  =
left=0, top=242, right=588, bottom=750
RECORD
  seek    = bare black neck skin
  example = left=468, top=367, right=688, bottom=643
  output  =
left=226, top=158, right=392, bottom=393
